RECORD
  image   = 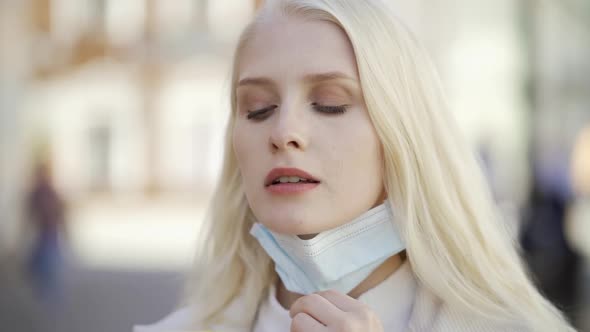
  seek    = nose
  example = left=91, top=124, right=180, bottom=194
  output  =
left=269, top=105, right=308, bottom=153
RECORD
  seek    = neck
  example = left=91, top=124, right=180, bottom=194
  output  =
left=276, top=253, right=404, bottom=309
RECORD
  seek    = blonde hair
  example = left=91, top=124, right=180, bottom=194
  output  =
left=188, top=0, right=575, bottom=331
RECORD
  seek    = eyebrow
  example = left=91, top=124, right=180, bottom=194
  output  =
left=237, top=71, right=357, bottom=87
left=303, top=71, right=357, bottom=83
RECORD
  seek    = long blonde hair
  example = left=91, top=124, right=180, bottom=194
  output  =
left=188, top=0, right=574, bottom=331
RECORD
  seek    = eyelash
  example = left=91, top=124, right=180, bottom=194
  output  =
left=311, top=103, right=349, bottom=114
left=246, top=103, right=349, bottom=120
left=247, top=105, right=277, bottom=120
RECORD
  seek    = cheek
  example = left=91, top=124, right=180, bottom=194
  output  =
left=233, top=123, right=266, bottom=193
left=232, top=125, right=256, bottom=179
left=335, top=123, right=383, bottom=191
left=232, top=126, right=247, bottom=167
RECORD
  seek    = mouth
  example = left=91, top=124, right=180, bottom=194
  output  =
left=264, top=167, right=321, bottom=187
left=269, top=176, right=320, bottom=186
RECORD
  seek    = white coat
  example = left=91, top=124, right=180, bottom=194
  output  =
left=134, top=262, right=528, bottom=332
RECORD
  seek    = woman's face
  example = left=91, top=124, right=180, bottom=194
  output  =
left=233, top=15, right=385, bottom=236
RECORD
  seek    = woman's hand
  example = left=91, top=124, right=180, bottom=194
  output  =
left=289, top=290, right=384, bottom=332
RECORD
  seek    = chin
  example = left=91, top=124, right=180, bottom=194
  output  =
left=257, top=209, right=323, bottom=235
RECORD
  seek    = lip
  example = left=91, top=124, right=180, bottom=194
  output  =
left=266, top=182, right=320, bottom=194
left=264, top=167, right=320, bottom=187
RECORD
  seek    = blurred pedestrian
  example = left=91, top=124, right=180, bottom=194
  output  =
left=26, top=158, right=66, bottom=305
left=520, top=177, right=581, bottom=321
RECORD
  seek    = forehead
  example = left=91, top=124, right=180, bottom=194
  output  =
left=238, top=15, right=359, bottom=82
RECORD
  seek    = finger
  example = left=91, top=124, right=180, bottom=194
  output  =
left=290, top=312, right=328, bottom=332
left=316, top=289, right=365, bottom=312
left=290, top=293, right=344, bottom=325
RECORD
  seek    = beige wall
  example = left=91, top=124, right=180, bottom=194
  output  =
left=0, top=0, right=33, bottom=257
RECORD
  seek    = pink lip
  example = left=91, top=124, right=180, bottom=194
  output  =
left=264, top=167, right=320, bottom=195
left=266, top=182, right=320, bottom=194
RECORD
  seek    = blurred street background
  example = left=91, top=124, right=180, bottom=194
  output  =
left=0, top=0, right=589, bottom=331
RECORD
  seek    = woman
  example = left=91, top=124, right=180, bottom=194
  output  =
left=136, top=0, right=575, bottom=331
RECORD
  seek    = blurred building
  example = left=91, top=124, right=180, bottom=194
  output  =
left=1, top=0, right=589, bottom=331
left=1, top=0, right=258, bottom=257
left=1, top=0, right=588, bottom=257
left=0, top=0, right=588, bottom=256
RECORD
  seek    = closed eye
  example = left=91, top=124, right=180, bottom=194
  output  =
left=247, top=105, right=278, bottom=120
left=312, top=103, right=349, bottom=114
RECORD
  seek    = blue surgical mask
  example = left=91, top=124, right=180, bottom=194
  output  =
left=249, top=200, right=405, bottom=295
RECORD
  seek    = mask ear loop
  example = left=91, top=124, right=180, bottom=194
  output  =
left=375, top=145, right=405, bottom=263
left=381, top=178, right=407, bottom=263
left=378, top=147, right=388, bottom=205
